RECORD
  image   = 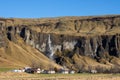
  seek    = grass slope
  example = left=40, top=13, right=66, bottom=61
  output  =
left=0, top=39, right=61, bottom=69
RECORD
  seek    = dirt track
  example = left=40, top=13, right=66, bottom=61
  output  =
left=0, top=72, right=120, bottom=80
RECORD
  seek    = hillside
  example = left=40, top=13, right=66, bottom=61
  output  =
left=0, top=15, right=120, bottom=72
left=0, top=40, right=61, bottom=69
left=0, top=23, right=61, bottom=69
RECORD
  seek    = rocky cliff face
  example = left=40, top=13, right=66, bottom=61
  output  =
left=17, top=31, right=120, bottom=58
left=0, top=15, right=120, bottom=71
left=15, top=31, right=120, bottom=66
left=0, top=22, right=7, bottom=48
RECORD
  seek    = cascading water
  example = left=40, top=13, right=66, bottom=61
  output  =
left=94, top=45, right=97, bottom=53
left=47, top=34, right=54, bottom=59
left=89, top=42, right=93, bottom=56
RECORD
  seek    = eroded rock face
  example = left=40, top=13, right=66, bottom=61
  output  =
left=0, top=22, right=7, bottom=48
left=10, top=26, right=120, bottom=59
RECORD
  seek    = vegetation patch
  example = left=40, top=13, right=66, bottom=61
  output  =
left=0, top=67, right=14, bottom=72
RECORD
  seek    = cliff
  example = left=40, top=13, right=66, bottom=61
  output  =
left=0, top=15, right=120, bottom=72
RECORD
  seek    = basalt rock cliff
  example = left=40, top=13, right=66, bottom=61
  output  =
left=0, top=15, right=120, bottom=72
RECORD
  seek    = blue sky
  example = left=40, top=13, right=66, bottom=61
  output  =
left=0, top=0, right=120, bottom=18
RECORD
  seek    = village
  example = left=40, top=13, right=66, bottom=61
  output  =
left=12, top=67, right=76, bottom=74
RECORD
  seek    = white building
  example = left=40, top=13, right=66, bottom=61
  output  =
left=61, top=70, right=69, bottom=74
left=44, top=70, right=55, bottom=74
left=90, top=70, right=97, bottom=74
left=69, top=70, right=75, bottom=74
left=36, top=68, right=41, bottom=73
left=59, top=68, right=69, bottom=74
left=48, top=70, right=55, bottom=74
left=12, top=69, right=25, bottom=73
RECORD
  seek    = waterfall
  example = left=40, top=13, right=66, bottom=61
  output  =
left=89, top=42, right=93, bottom=56
left=94, top=45, right=97, bottom=53
left=47, top=34, right=54, bottom=59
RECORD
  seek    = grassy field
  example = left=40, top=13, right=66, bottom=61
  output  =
left=0, top=67, right=15, bottom=72
left=0, top=72, right=120, bottom=80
